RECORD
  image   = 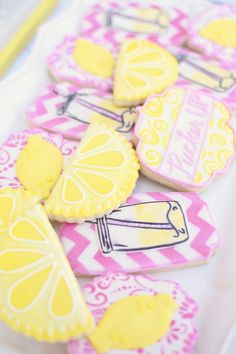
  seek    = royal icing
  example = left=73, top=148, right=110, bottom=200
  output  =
left=80, top=1, right=188, bottom=48
left=60, top=191, right=218, bottom=275
left=45, top=122, right=139, bottom=222
left=16, top=136, right=63, bottom=199
left=187, top=4, right=236, bottom=69
left=0, top=189, right=94, bottom=341
left=28, top=83, right=137, bottom=140
left=48, top=36, right=115, bottom=91
left=174, top=48, right=236, bottom=111
left=135, top=86, right=236, bottom=191
left=0, top=129, right=78, bottom=191
left=114, top=39, right=178, bottom=106
left=88, top=294, right=176, bottom=353
left=68, top=272, right=198, bottom=354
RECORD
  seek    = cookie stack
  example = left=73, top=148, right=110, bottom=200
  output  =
left=1, top=1, right=236, bottom=353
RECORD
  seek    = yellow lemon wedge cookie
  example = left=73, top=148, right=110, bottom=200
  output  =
left=45, top=122, right=139, bottom=222
left=73, top=38, right=115, bottom=78
left=114, top=39, right=178, bottom=107
left=88, top=294, right=177, bottom=353
left=0, top=188, right=94, bottom=342
left=16, top=135, right=63, bottom=199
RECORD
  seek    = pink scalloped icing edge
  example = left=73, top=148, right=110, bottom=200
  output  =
left=134, top=86, right=236, bottom=191
left=68, top=272, right=198, bottom=354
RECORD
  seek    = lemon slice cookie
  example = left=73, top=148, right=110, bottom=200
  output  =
left=45, top=122, right=139, bottom=222
left=0, top=188, right=94, bottom=342
left=114, top=39, right=178, bottom=107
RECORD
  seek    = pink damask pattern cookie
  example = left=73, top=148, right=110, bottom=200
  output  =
left=60, top=192, right=218, bottom=275
left=68, top=272, right=198, bottom=354
left=187, top=4, right=236, bottom=69
left=28, top=83, right=137, bottom=141
left=80, top=1, right=188, bottom=48
left=0, top=128, right=78, bottom=189
left=47, top=35, right=115, bottom=91
left=173, top=47, right=236, bottom=111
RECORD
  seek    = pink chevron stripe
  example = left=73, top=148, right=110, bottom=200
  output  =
left=126, top=195, right=143, bottom=204
left=159, top=247, right=187, bottom=263
left=127, top=252, right=156, bottom=269
left=171, top=8, right=187, bottom=44
left=147, top=192, right=172, bottom=202
left=40, top=117, right=70, bottom=129
left=81, top=5, right=102, bottom=37
left=29, top=91, right=57, bottom=118
left=185, top=193, right=216, bottom=256
left=93, top=250, right=124, bottom=272
left=65, top=124, right=87, bottom=137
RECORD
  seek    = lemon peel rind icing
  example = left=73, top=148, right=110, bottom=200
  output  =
left=45, top=122, right=140, bottom=222
left=135, top=86, right=236, bottom=191
left=0, top=189, right=94, bottom=342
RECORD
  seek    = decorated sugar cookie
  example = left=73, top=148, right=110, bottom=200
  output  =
left=0, top=128, right=78, bottom=191
left=175, top=48, right=236, bottom=110
left=135, top=86, right=236, bottom=191
left=60, top=191, right=218, bottom=275
left=80, top=1, right=188, bottom=48
left=0, top=188, right=94, bottom=342
left=28, top=83, right=137, bottom=140
left=48, top=36, right=115, bottom=91
left=187, top=4, right=236, bottom=69
left=45, top=122, right=139, bottom=222
left=68, top=272, right=198, bottom=354
left=114, top=39, right=178, bottom=106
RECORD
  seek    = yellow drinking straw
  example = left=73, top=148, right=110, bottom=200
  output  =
left=0, top=0, right=58, bottom=76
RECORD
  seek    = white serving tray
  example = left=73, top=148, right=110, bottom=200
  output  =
left=0, top=1, right=236, bottom=353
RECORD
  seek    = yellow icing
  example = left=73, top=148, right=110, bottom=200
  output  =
left=73, top=38, right=115, bottom=78
left=16, top=135, right=63, bottom=199
left=200, top=19, right=236, bottom=47
left=45, top=122, right=139, bottom=222
left=0, top=188, right=94, bottom=342
left=114, top=39, right=178, bottom=106
left=135, top=87, right=235, bottom=188
left=89, top=294, right=177, bottom=353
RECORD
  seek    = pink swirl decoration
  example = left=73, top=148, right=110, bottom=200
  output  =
left=0, top=149, right=10, bottom=165
left=60, top=141, right=78, bottom=156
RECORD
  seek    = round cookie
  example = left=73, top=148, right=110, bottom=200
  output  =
left=0, top=128, right=78, bottom=191
left=187, top=4, right=236, bottom=69
left=48, top=36, right=115, bottom=91
left=28, top=83, right=137, bottom=141
left=134, top=86, right=236, bottom=192
left=60, top=191, right=218, bottom=276
left=68, top=272, right=198, bottom=354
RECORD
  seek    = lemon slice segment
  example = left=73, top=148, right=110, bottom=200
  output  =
left=45, top=122, right=139, bottom=222
left=0, top=188, right=94, bottom=342
left=114, top=39, right=178, bottom=107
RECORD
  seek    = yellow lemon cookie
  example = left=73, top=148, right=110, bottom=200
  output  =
left=0, top=188, right=94, bottom=342
left=114, top=39, right=178, bottom=107
left=16, top=135, right=63, bottom=199
left=45, top=122, right=139, bottom=222
left=73, top=38, right=115, bottom=78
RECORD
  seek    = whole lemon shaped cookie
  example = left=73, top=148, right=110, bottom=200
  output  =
left=45, top=122, right=139, bottom=222
left=0, top=189, right=94, bottom=342
left=114, top=39, right=178, bottom=107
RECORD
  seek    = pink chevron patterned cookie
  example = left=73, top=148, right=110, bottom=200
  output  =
left=60, top=191, right=218, bottom=275
left=48, top=36, right=115, bottom=91
left=135, top=86, right=236, bottom=192
left=28, top=83, right=137, bottom=141
left=80, top=1, right=187, bottom=48
left=187, top=4, right=236, bottom=69
left=68, top=272, right=198, bottom=354
left=0, top=128, right=78, bottom=189
left=173, top=47, right=236, bottom=111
